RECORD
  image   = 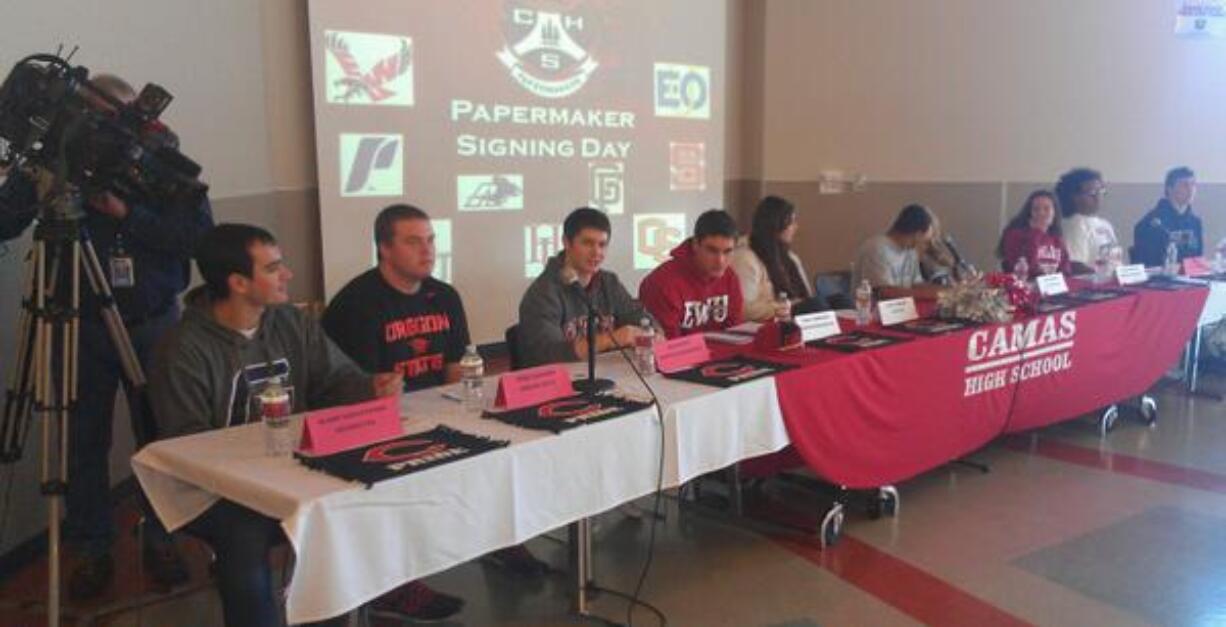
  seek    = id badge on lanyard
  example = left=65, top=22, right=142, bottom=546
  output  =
left=109, top=234, right=135, bottom=288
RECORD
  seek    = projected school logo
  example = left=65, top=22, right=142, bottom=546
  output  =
left=432, top=219, right=453, bottom=282
left=589, top=162, right=624, bottom=215
left=457, top=175, right=524, bottom=211
left=497, top=7, right=598, bottom=99
left=340, top=134, right=403, bottom=196
left=524, top=223, right=564, bottom=277
left=654, top=63, right=710, bottom=119
left=324, top=31, right=414, bottom=106
left=669, top=142, right=705, bottom=191
left=634, top=214, right=685, bottom=270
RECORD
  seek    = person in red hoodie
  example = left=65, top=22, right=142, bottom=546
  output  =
left=997, top=189, right=1072, bottom=278
left=640, top=209, right=744, bottom=338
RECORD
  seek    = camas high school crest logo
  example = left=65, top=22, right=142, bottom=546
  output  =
left=324, top=31, right=414, bottom=106
left=497, top=6, right=598, bottom=99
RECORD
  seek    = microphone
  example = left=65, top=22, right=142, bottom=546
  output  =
left=560, top=266, right=615, bottom=394
left=942, top=234, right=976, bottom=279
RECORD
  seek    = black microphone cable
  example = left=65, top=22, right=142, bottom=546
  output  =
left=559, top=276, right=669, bottom=625
left=601, top=324, right=668, bottom=627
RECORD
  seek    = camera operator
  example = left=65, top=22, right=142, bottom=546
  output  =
left=0, top=73, right=214, bottom=600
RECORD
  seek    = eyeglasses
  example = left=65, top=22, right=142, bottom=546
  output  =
left=1080, top=187, right=1107, bottom=198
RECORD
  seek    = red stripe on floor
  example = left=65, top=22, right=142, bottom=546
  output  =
left=1002, top=436, right=1226, bottom=495
left=773, top=534, right=1034, bottom=627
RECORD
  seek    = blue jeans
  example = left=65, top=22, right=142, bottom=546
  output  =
left=184, top=499, right=345, bottom=627
left=65, top=307, right=178, bottom=556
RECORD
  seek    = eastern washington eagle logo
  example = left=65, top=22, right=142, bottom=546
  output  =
left=325, top=31, right=414, bottom=106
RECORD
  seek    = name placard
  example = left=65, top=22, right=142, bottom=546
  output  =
left=494, top=364, right=574, bottom=411
left=1115, top=264, right=1148, bottom=285
left=1183, top=256, right=1211, bottom=277
left=655, top=334, right=711, bottom=373
left=1036, top=273, right=1069, bottom=296
left=299, top=396, right=402, bottom=456
left=878, top=297, right=919, bottom=326
left=794, top=311, right=841, bottom=342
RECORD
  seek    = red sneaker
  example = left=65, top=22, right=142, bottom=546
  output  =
left=369, top=580, right=464, bottom=623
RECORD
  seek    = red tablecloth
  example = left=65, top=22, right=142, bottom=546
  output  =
left=744, top=286, right=1207, bottom=489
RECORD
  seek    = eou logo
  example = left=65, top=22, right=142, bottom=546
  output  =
left=654, top=63, right=710, bottom=119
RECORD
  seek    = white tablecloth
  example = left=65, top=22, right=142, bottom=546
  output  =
left=132, top=352, right=788, bottom=623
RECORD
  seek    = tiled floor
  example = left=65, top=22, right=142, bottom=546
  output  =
left=4, top=374, right=1226, bottom=626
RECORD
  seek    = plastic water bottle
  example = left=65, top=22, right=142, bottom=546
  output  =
left=260, top=377, right=293, bottom=457
left=634, top=318, right=656, bottom=375
left=1013, top=256, right=1030, bottom=283
left=459, top=344, right=484, bottom=413
left=1165, top=240, right=1181, bottom=276
left=854, top=280, right=873, bottom=326
left=774, top=291, right=791, bottom=322
left=1214, top=250, right=1224, bottom=274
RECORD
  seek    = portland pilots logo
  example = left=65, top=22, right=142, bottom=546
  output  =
left=497, top=6, right=598, bottom=99
left=324, top=31, right=414, bottom=106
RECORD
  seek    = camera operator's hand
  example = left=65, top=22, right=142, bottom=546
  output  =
left=88, top=191, right=129, bottom=220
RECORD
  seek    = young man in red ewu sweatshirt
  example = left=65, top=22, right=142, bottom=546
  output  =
left=640, top=209, right=745, bottom=338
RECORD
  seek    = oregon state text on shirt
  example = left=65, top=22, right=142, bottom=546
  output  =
left=681, top=295, right=729, bottom=330
left=384, top=313, right=452, bottom=379
left=963, top=311, right=1076, bottom=398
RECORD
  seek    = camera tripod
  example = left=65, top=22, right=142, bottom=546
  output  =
left=0, top=188, right=149, bottom=627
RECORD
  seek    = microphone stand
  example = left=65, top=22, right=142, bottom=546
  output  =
left=943, top=235, right=976, bottom=281
left=572, top=283, right=615, bottom=395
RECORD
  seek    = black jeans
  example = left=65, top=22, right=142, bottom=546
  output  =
left=66, top=307, right=179, bottom=557
left=184, top=499, right=346, bottom=627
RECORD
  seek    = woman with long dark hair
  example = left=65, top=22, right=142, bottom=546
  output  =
left=997, top=189, right=1071, bottom=277
left=731, top=195, right=825, bottom=321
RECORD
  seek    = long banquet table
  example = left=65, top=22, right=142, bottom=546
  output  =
left=133, top=281, right=1207, bottom=622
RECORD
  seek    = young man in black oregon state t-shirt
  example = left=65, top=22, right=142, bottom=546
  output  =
left=323, top=204, right=470, bottom=392
left=324, top=203, right=553, bottom=579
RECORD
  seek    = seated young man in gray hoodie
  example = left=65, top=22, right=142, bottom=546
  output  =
left=148, top=224, right=460, bottom=626
left=517, top=207, right=651, bottom=367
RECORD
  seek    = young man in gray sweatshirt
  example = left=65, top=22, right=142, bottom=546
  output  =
left=517, top=207, right=651, bottom=367
left=148, top=224, right=461, bottom=626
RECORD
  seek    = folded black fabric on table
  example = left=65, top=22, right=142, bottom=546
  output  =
left=483, top=392, right=655, bottom=434
left=807, top=330, right=912, bottom=354
left=296, top=426, right=508, bottom=488
left=662, top=356, right=795, bottom=388
left=1051, top=288, right=1131, bottom=304
left=890, top=318, right=979, bottom=336
left=1135, top=277, right=1203, bottom=291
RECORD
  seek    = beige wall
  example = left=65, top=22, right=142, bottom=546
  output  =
left=760, top=0, right=1226, bottom=183
left=733, top=0, right=1226, bottom=280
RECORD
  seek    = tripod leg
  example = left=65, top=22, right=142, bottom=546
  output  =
left=1, top=249, right=39, bottom=460
left=29, top=238, right=67, bottom=627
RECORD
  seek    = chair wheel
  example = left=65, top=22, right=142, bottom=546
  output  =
left=1099, top=405, right=1119, bottom=435
left=1141, top=396, right=1158, bottom=425
left=820, top=503, right=844, bottom=549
